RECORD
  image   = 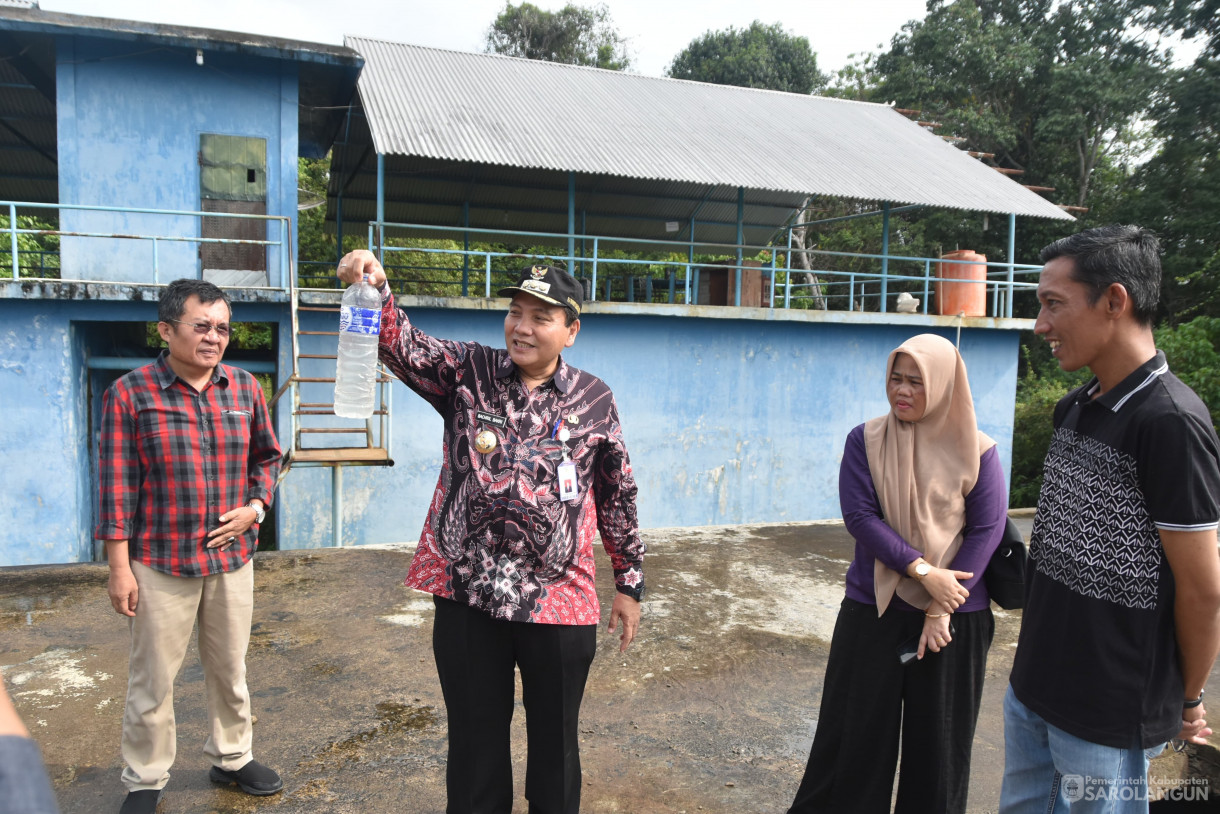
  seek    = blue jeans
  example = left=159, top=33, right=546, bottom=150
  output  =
left=999, top=686, right=1166, bottom=813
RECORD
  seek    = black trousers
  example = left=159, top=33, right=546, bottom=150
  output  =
left=432, top=596, right=597, bottom=814
left=788, top=597, right=994, bottom=814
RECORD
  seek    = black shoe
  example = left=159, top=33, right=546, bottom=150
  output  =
left=209, top=760, right=284, bottom=796
left=119, top=789, right=161, bottom=814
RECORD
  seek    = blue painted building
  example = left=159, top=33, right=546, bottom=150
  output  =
left=0, top=6, right=1054, bottom=567
left=282, top=300, right=1022, bottom=548
left=0, top=7, right=359, bottom=565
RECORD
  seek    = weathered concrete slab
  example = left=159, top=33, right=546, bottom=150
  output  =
left=2, top=520, right=1215, bottom=813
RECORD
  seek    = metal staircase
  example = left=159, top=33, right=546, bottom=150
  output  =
left=270, top=271, right=393, bottom=547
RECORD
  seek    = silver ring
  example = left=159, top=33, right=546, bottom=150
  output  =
left=339, top=262, right=348, bottom=268
left=228, top=536, right=236, bottom=542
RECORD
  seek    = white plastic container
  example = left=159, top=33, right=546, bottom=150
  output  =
left=333, top=276, right=381, bottom=419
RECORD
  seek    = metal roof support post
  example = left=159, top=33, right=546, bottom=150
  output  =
left=735, top=187, right=744, bottom=307
left=687, top=218, right=695, bottom=304
left=9, top=203, right=17, bottom=279
left=153, top=238, right=160, bottom=284
left=567, top=172, right=576, bottom=270
left=769, top=251, right=776, bottom=308
left=581, top=210, right=587, bottom=279
left=880, top=201, right=891, bottom=313
left=462, top=201, right=470, bottom=297
left=1007, top=212, right=1017, bottom=318
left=281, top=218, right=289, bottom=291
left=923, top=260, right=931, bottom=315
left=332, top=465, right=343, bottom=548
left=591, top=237, right=599, bottom=302
left=784, top=229, right=792, bottom=309
left=336, top=193, right=344, bottom=262
left=376, top=154, right=386, bottom=264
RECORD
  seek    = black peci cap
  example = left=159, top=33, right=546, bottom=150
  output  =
left=498, top=265, right=583, bottom=318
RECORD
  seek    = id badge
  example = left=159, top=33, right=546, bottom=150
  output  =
left=558, top=461, right=579, bottom=502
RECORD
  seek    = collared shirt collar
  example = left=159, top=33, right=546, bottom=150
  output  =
left=1078, top=350, right=1168, bottom=412
left=497, top=354, right=575, bottom=394
left=151, top=349, right=228, bottom=391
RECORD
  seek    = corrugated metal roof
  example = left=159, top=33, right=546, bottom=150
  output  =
left=345, top=38, right=1072, bottom=222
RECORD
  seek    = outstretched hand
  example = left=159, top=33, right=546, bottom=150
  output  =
left=337, top=250, right=387, bottom=288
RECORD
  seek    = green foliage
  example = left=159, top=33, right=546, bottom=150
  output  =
left=823, top=53, right=883, bottom=101
left=666, top=21, right=826, bottom=94
left=1154, top=317, right=1220, bottom=429
left=0, top=213, right=60, bottom=277
left=485, top=2, right=631, bottom=70
left=1010, top=344, right=1090, bottom=506
left=1011, top=317, right=1220, bottom=506
left=297, top=156, right=338, bottom=266
left=1117, top=57, right=1220, bottom=322
left=1012, top=376, right=1068, bottom=507
left=876, top=0, right=1167, bottom=217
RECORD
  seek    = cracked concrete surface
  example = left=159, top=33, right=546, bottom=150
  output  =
left=2, top=518, right=1216, bottom=813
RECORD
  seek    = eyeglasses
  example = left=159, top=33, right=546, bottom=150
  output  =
left=167, top=319, right=230, bottom=338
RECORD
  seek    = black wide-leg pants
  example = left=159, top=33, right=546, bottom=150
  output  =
left=788, top=597, right=994, bottom=814
left=432, top=596, right=597, bottom=814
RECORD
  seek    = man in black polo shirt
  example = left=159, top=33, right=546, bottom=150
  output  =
left=1000, top=225, right=1220, bottom=812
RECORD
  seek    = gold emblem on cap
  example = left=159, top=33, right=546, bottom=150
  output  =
left=530, top=265, right=547, bottom=279
left=474, top=430, right=499, bottom=454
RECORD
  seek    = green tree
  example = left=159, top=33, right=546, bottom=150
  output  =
left=876, top=0, right=1167, bottom=215
left=666, top=22, right=827, bottom=305
left=1114, top=1, right=1219, bottom=321
left=0, top=213, right=60, bottom=277
left=666, top=21, right=826, bottom=94
left=485, top=2, right=631, bottom=70
left=1155, top=317, right=1220, bottom=430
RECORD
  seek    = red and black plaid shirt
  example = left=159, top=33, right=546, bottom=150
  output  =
left=95, top=351, right=281, bottom=577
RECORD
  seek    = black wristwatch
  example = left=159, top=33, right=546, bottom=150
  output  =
left=1184, top=690, right=1205, bottom=709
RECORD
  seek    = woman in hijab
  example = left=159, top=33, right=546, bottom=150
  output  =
left=788, top=333, right=1007, bottom=814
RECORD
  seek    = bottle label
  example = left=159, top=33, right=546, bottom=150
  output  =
left=340, top=306, right=381, bottom=336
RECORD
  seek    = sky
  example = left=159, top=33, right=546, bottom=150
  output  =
left=38, top=0, right=932, bottom=77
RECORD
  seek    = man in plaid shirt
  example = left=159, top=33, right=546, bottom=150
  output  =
left=96, top=279, right=281, bottom=814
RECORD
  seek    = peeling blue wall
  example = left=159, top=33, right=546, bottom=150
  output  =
left=56, top=37, right=298, bottom=285
left=281, top=306, right=1020, bottom=550
left=1, top=300, right=98, bottom=564
left=0, top=296, right=288, bottom=567
left=0, top=296, right=1021, bottom=565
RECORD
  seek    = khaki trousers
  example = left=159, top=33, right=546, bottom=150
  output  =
left=121, top=560, right=255, bottom=791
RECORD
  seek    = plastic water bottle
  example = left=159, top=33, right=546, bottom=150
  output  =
left=333, top=275, right=381, bottom=419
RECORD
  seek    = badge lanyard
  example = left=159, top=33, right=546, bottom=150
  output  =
left=553, top=416, right=579, bottom=501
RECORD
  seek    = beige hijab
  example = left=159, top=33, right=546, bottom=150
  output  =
left=865, top=334, right=996, bottom=615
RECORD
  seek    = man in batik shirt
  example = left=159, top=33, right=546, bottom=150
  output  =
left=338, top=251, right=644, bottom=814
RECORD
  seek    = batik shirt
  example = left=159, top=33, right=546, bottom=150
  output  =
left=1010, top=351, right=1220, bottom=748
left=378, top=290, right=645, bottom=624
left=96, top=351, right=281, bottom=577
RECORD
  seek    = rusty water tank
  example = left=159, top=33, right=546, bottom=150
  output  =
left=936, top=250, right=987, bottom=317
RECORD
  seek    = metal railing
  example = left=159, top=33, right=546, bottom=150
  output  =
left=353, top=221, right=1041, bottom=317
left=2, top=200, right=1041, bottom=317
left=3, top=200, right=293, bottom=290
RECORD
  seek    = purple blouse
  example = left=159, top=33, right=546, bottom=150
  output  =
left=840, top=423, right=1007, bottom=613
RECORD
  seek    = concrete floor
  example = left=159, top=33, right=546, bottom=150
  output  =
left=2, top=517, right=1216, bottom=814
